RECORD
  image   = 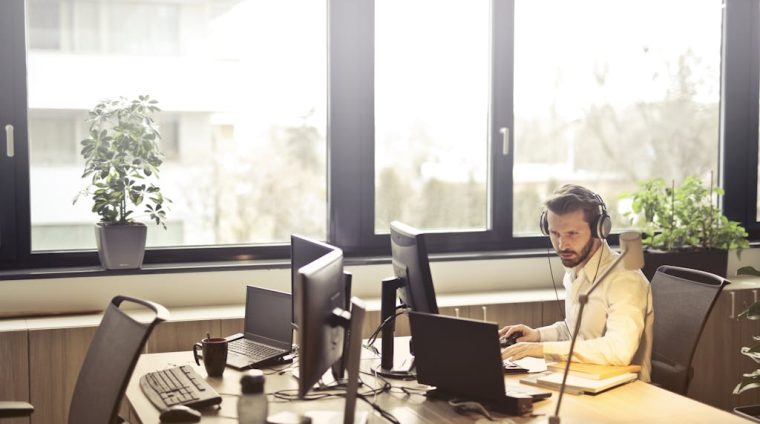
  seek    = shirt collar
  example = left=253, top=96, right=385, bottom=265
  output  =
left=568, top=240, right=614, bottom=283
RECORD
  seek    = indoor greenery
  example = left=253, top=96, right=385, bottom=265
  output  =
left=74, top=95, right=170, bottom=228
left=621, top=176, right=748, bottom=251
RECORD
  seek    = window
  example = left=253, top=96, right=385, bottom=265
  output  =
left=1, top=0, right=759, bottom=269
left=513, top=0, right=723, bottom=234
left=374, top=0, right=490, bottom=233
left=24, top=0, right=328, bottom=253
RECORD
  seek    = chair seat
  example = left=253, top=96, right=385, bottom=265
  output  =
left=651, top=359, right=690, bottom=394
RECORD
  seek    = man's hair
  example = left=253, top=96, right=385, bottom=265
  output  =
left=544, top=184, right=603, bottom=226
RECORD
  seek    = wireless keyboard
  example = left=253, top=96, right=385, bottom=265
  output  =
left=139, top=365, right=222, bottom=411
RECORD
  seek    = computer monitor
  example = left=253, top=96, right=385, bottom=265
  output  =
left=295, top=248, right=368, bottom=424
left=291, top=234, right=351, bottom=382
left=290, top=234, right=338, bottom=324
left=390, top=221, right=439, bottom=314
left=377, top=221, right=440, bottom=378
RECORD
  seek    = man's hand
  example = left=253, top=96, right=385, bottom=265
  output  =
left=498, top=324, right=540, bottom=343
left=501, top=342, right=543, bottom=360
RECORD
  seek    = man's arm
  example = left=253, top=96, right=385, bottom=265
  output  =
left=542, top=271, right=650, bottom=365
left=537, top=320, right=571, bottom=342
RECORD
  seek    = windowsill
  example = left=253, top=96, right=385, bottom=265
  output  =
left=0, top=248, right=548, bottom=281
left=0, top=287, right=566, bottom=328
left=4, top=240, right=760, bottom=282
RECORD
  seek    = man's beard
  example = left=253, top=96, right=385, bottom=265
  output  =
left=558, top=236, right=595, bottom=268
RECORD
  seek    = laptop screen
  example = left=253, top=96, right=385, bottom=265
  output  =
left=244, top=286, right=293, bottom=346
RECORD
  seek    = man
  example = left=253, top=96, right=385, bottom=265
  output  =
left=500, top=184, right=654, bottom=382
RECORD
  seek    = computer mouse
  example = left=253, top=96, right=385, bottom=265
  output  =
left=159, top=405, right=202, bottom=423
left=500, top=331, right=523, bottom=348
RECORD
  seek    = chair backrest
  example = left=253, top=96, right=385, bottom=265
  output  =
left=650, top=265, right=727, bottom=395
left=68, top=295, right=169, bottom=424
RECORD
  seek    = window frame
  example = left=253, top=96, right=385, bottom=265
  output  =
left=723, top=0, right=760, bottom=239
left=0, top=0, right=757, bottom=271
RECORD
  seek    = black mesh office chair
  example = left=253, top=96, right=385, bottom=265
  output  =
left=0, top=295, right=169, bottom=423
left=650, top=265, right=728, bottom=395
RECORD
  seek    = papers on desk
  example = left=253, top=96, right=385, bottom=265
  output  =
left=520, top=371, right=637, bottom=394
left=512, top=357, right=548, bottom=373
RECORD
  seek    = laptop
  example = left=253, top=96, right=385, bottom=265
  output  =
left=408, top=311, right=551, bottom=415
left=225, top=286, right=293, bottom=369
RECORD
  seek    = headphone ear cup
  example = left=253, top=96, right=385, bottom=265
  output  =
left=598, top=212, right=612, bottom=239
left=593, top=212, right=612, bottom=239
left=539, top=210, right=549, bottom=236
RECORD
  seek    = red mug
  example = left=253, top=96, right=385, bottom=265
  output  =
left=193, top=337, right=228, bottom=377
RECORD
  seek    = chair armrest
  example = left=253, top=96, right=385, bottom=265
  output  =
left=0, top=401, right=34, bottom=418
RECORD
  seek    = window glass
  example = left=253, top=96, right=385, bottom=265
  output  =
left=27, top=0, right=61, bottom=50
left=374, top=0, right=490, bottom=233
left=27, top=0, right=327, bottom=251
left=513, top=0, right=722, bottom=234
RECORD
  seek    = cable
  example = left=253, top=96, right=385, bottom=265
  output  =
left=363, top=306, right=409, bottom=355
left=357, top=393, right=401, bottom=424
left=270, top=374, right=401, bottom=423
left=448, top=399, right=495, bottom=421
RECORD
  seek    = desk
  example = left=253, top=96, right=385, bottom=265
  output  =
left=126, top=350, right=750, bottom=424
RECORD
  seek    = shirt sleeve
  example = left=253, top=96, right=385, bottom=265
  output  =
left=542, top=270, right=650, bottom=366
left=537, top=320, right=571, bottom=342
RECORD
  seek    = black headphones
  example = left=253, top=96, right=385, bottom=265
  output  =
left=539, top=192, right=611, bottom=239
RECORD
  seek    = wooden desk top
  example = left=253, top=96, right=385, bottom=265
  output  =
left=126, top=350, right=750, bottom=424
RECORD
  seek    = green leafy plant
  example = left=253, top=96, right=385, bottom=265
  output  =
left=74, top=95, right=170, bottom=228
left=621, top=176, right=748, bottom=251
left=735, top=267, right=760, bottom=395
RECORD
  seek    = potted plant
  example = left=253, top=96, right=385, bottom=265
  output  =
left=74, top=95, right=170, bottom=269
left=733, top=266, right=760, bottom=421
left=620, top=176, right=748, bottom=280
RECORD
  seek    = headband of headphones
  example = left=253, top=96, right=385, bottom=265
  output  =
left=539, top=191, right=611, bottom=239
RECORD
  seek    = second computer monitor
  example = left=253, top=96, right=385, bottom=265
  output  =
left=390, top=221, right=439, bottom=314
left=295, top=248, right=346, bottom=398
left=291, top=234, right=339, bottom=323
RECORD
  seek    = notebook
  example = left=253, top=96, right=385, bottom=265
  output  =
left=546, top=362, right=641, bottom=380
left=408, top=312, right=551, bottom=415
left=224, top=286, right=293, bottom=369
left=520, top=370, right=638, bottom=394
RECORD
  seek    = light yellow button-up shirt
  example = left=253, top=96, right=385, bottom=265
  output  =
left=538, top=241, right=654, bottom=382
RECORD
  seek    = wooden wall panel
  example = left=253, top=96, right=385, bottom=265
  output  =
left=689, top=289, right=760, bottom=411
left=146, top=320, right=221, bottom=353
left=220, top=318, right=244, bottom=337
left=541, top=299, right=567, bottom=327
left=480, top=302, right=543, bottom=330
left=0, top=330, right=30, bottom=424
left=29, top=326, right=97, bottom=424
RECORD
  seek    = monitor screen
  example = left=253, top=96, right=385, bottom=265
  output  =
left=291, top=234, right=338, bottom=324
left=295, top=248, right=346, bottom=399
left=390, top=221, right=439, bottom=314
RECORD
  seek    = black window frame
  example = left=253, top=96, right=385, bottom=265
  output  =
left=0, top=0, right=758, bottom=271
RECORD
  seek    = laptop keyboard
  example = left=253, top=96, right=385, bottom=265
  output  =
left=229, top=339, right=284, bottom=361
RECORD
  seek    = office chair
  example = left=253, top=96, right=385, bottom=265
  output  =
left=650, top=265, right=728, bottom=395
left=0, top=295, right=169, bottom=423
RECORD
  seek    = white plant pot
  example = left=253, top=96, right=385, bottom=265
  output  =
left=95, top=223, right=147, bottom=270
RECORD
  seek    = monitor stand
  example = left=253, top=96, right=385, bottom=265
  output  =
left=274, top=298, right=368, bottom=424
left=374, top=277, right=416, bottom=380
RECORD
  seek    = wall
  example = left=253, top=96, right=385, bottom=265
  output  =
left=1, top=247, right=758, bottom=317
